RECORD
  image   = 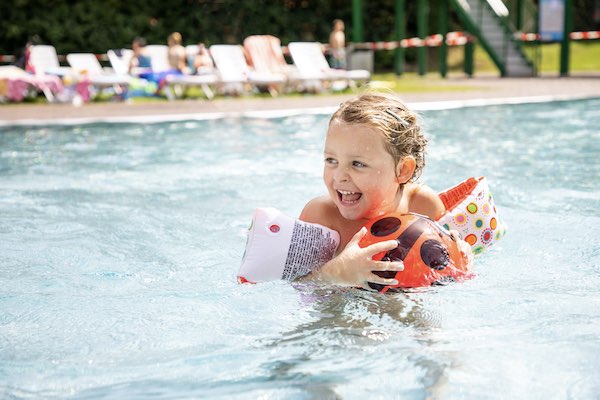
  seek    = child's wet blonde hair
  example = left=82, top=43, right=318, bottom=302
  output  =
left=329, top=92, right=428, bottom=181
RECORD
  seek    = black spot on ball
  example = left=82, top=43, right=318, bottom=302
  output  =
left=420, top=239, right=450, bottom=270
left=370, top=217, right=401, bottom=237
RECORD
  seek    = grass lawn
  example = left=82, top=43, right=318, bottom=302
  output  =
left=355, top=41, right=600, bottom=95
left=470, top=40, right=600, bottom=75
left=369, top=73, right=479, bottom=92
left=534, top=41, right=600, bottom=72
left=367, top=41, right=600, bottom=91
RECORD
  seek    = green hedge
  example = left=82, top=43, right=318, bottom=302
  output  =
left=0, top=0, right=459, bottom=56
left=1, top=0, right=596, bottom=65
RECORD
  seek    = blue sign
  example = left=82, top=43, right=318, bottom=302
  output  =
left=539, top=0, right=565, bottom=41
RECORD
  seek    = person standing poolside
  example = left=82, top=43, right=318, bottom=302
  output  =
left=299, top=92, right=472, bottom=290
left=328, top=19, right=347, bottom=69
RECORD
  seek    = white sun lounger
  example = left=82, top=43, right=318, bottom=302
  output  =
left=243, top=35, right=308, bottom=93
left=0, top=65, right=63, bottom=102
left=288, top=42, right=370, bottom=90
left=144, top=44, right=219, bottom=100
left=106, top=49, right=133, bottom=76
left=209, top=44, right=286, bottom=96
left=66, top=53, right=131, bottom=99
left=29, top=45, right=72, bottom=76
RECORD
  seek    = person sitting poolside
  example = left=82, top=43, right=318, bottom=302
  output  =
left=193, top=43, right=215, bottom=75
left=168, top=32, right=190, bottom=75
left=128, top=37, right=152, bottom=75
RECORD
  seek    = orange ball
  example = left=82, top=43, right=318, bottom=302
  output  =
left=359, top=213, right=473, bottom=292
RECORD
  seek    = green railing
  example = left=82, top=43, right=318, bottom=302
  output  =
left=450, top=0, right=536, bottom=76
left=483, top=0, right=535, bottom=72
left=512, top=0, right=541, bottom=75
left=450, top=0, right=506, bottom=75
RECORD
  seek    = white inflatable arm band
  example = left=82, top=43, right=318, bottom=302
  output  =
left=237, top=207, right=340, bottom=283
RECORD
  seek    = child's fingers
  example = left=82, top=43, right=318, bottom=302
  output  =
left=359, top=260, right=403, bottom=291
left=378, top=277, right=399, bottom=286
left=363, top=275, right=399, bottom=289
left=359, top=282, right=379, bottom=291
left=371, top=259, right=404, bottom=272
left=364, top=239, right=398, bottom=257
left=346, top=226, right=368, bottom=247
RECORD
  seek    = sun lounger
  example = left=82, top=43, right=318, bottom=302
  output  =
left=288, top=42, right=370, bottom=90
left=106, top=49, right=133, bottom=75
left=26, top=45, right=73, bottom=101
left=29, top=45, right=72, bottom=76
left=243, top=35, right=306, bottom=93
left=0, top=65, right=63, bottom=102
left=144, top=44, right=218, bottom=100
left=145, top=45, right=171, bottom=73
left=66, top=53, right=131, bottom=100
left=209, top=44, right=286, bottom=96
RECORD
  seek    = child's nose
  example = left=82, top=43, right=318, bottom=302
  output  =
left=334, top=167, right=350, bottom=182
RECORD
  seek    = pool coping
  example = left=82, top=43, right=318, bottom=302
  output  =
left=2, top=75, right=600, bottom=127
left=1, top=93, right=597, bottom=127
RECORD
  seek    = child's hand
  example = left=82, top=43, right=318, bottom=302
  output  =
left=314, top=227, right=404, bottom=290
left=449, top=230, right=474, bottom=267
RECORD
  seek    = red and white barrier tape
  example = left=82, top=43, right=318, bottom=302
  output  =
left=516, top=31, right=600, bottom=41
left=1, top=31, right=598, bottom=63
left=352, top=31, right=470, bottom=51
left=570, top=31, right=600, bottom=40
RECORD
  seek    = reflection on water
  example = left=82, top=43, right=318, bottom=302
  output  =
left=0, top=99, right=599, bottom=399
left=255, top=286, right=452, bottom=399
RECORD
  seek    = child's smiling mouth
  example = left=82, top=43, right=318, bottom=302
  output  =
left=338, top=190, right=362, bottom=204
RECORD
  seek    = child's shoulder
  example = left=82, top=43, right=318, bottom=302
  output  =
left=299, top=195, right=338, bottom=225
left=406, top=183, right=445, bottom=219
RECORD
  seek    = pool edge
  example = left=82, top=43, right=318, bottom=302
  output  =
left=1, top=93, right=598, bottom=127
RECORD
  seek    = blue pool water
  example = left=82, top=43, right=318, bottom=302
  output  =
left=1, top=98, right=599, bottom=399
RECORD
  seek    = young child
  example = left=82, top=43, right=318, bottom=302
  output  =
left=300, top=92, right=471, bottom=290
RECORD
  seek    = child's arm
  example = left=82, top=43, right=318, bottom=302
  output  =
left=307, top=227, right=404, bottom=290
left=299, top=197, right=404, bottom=290
left=408, top=184, right=446, bottom=220
left=410, top=185, right=475, bottom=264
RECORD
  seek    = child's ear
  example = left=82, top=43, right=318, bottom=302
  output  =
left=396, top=156, right=416, bottom=184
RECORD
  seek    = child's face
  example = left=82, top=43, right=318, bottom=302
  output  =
left=323, top=120, right=401, bottom=221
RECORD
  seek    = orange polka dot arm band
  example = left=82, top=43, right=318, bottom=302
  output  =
left=437, top=176, right=507, bottom=255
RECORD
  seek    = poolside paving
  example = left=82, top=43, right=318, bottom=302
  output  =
left=1, top=75, right=599, bottom=125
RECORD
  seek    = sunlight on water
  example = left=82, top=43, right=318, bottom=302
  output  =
left=1, top=99, right=599, bottom=399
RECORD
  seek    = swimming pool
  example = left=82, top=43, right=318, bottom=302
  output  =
left=1, top=98, right=599, bottom=399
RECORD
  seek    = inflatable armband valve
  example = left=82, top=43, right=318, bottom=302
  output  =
left=437, top=176, right=507, bottom=255
left=237, top=207, right=340, bottom=283
left=359, top=213, right=474, bottom=292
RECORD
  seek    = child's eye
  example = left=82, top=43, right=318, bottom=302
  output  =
left=324, top=157, right=337, bottom=165
left=353, top=161, right=367, bottom=168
